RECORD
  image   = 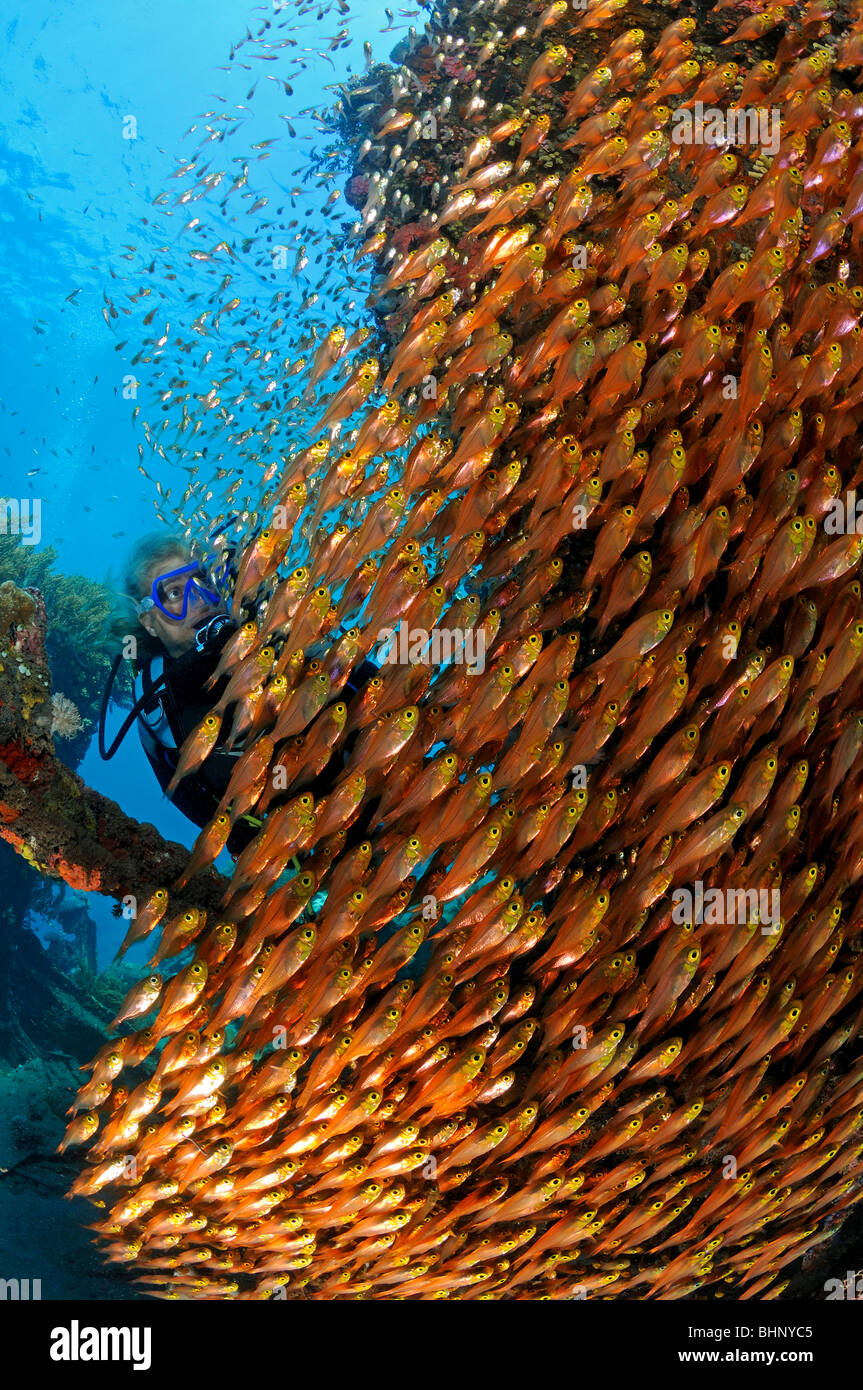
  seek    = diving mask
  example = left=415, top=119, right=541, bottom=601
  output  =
left=137, top=562, right=222, bottom=622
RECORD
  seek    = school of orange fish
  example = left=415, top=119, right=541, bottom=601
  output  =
left=64, top=0, right=863, bottom=1298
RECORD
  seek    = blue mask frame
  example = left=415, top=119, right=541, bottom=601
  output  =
left=138, top=562, right=222, bottom=622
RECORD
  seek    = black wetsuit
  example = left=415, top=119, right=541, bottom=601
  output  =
left=135, top=622, right=377, bottom=853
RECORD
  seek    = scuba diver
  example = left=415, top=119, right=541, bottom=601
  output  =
left=100, top=531, right=376, bottom=853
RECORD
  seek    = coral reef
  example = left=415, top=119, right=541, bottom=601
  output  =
left=0, top=581, right=226, bottom=909
left=345, top=174, right=371, bottom=209
left=0, top=538, right=125, bottom=771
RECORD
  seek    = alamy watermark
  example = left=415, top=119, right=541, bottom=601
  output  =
left=672, top=880, right=780, bottom=933
left=50, top=1322, right=151, bottom=1370
left=376, top=619, right=486, bottom=674
left=0, top=498, right=41, bottom=546
left=825, top=1271, right=863, bottom=1300
left=671, top=103, right=780, bottom=156
left=824, top=491, right=863, bottom=534
left=0, top=1277, right=41, bottom=1299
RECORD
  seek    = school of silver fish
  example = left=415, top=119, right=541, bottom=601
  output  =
left=65, top=0, right=863, bottom=1298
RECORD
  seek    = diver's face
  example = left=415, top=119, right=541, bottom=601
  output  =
left=138, top=552, right=226, bottom=658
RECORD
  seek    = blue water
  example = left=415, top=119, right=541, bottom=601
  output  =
left=1, top=0, right=405, bottom=964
